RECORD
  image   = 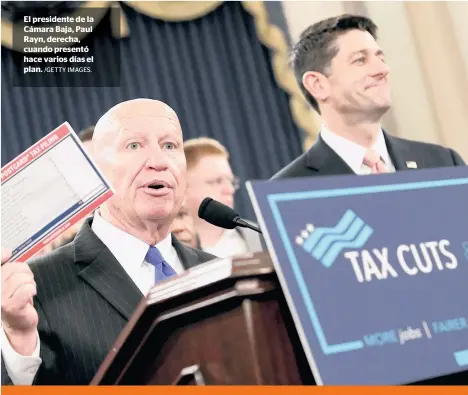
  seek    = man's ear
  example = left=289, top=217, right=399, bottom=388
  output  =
left=302, top=71, right=330, bottom=102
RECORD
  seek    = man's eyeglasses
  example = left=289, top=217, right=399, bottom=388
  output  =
left=205, top=176, right=240, bottom=191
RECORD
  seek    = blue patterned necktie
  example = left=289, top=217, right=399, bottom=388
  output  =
left=145, top=246, right=177, bottom=283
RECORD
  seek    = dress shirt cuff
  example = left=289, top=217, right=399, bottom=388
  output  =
left=1, top=327, right=42, bottom=385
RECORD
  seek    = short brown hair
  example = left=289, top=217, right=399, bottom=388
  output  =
left=184, top=137, right=229, bottom=170
left=78, top=125, right=95, bottom=143
left=291, top=14, right=378, bottom=113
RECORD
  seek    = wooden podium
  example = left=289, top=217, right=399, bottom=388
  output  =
left=91, top=252, right=314, bottom=385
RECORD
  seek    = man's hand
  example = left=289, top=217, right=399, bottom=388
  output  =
left=1, top=249, right=39, bottom=355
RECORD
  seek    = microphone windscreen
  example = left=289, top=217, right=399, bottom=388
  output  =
left=198, top=197, right=239, bottom=229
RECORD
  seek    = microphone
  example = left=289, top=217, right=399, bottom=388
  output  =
left=198, top=197, right=262, bottom=234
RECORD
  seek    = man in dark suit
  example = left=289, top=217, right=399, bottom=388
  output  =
left=273, top=14, right=465, bottom=180
left=1, top=99, right=216, bottom=385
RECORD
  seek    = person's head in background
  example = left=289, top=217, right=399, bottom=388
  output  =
left=292, top=14, right=390, bottom=147
left=78, top=125, right=95, bottom=155
left=184, top=137, right=239, bottom=248
left=170, top=198, right=198, bottom=249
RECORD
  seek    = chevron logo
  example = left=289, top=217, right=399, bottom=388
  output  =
left=295, top=209, right=374, bottom=268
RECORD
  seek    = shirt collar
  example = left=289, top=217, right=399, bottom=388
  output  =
left=91, top=211, right=174, bottom=279
left=320, top=125, right=391, bottom=174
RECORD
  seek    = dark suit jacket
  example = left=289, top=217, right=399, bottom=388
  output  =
left=272, top=132, right=465, bottom=179
left=1, top=218, right=216, bottom=385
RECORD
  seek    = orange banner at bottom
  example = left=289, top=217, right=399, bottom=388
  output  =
left=2, top=387, right=468, bottom=395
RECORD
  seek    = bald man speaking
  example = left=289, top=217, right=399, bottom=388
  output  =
left=1, top=99, right=216, bottom=385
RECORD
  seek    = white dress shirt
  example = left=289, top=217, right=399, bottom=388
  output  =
left=320, top=125, right=395, bottom=174
left=202, top=229, right=249, bottom=258
left=91, top=212, right=185, bottom=294
left=1, top=212, right=184, bottom=385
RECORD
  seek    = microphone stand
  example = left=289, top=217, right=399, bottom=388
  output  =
left=234, top=218, right=262, bottom=234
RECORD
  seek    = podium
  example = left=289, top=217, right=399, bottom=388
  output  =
left=91, top=252, right=315, bottom=385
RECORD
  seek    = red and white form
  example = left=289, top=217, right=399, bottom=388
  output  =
left=1, top=122, right=114, bottom=262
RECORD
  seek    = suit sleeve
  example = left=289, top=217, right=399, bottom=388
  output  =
left=450, top=149, right=466, bottom=166
left=31, top=296, right=64, bottom=385
left=2, top=293, right=65, bottom=385
left=1, top=297, right=63, bottom=385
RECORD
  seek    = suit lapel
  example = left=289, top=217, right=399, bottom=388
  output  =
left=306, top=135, right=355, bottom=176
left=75, top=219, right=144, bottom=321
left=172, top=234, right=202, bottom=270
left=384, top=131, right=420, bottom=171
